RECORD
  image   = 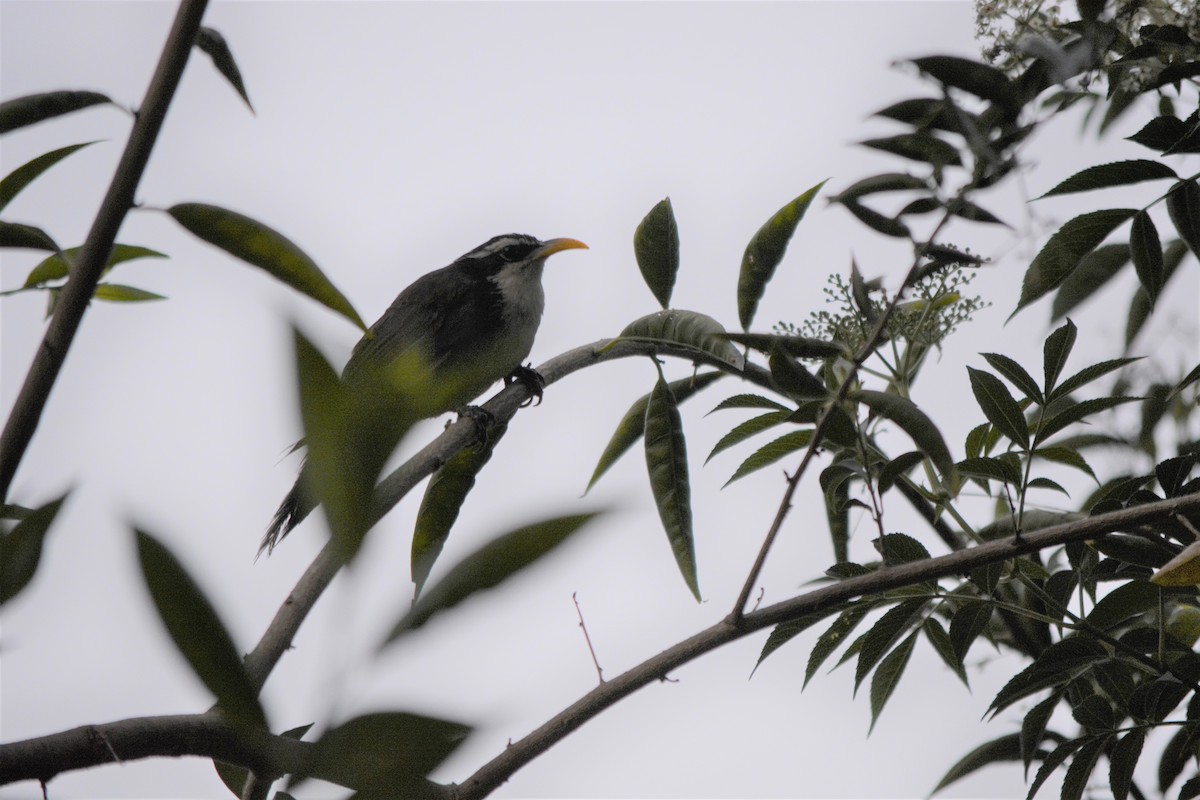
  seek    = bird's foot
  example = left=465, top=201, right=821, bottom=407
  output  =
left=453, top=405, right=496, bottom=446
left=506, top=364, right=545, bottom=407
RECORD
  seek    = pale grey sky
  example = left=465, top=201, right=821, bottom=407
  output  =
left=2, top=2, right=1196, bottom=799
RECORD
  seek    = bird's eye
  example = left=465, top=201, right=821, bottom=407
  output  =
left=499, top=244, right=526, bottom=262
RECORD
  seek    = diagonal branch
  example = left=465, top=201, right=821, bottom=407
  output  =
left=0, top=0, right=210, bottom=504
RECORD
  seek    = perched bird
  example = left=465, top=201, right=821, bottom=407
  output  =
left=260, top=233, right=588, bottom=556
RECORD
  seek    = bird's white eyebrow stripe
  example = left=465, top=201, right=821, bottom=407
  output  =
left=463, top=235, right=536, bottom=259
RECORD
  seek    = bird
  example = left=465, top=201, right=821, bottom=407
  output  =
left=259, top=233, right=588, bottom=557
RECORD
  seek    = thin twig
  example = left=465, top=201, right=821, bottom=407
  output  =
left=572, top=592, right=604, bottom=684
left=0, top=0, right=210, bottom=503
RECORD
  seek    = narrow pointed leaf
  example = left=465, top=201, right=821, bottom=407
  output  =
left=956, top=456, right=1022, bottom=486
left=719, top=332, right=846, bottom=359
left=633, top=197, right=679, bottom=309
left=134, top=529, right=265, bottom=729
left=769, top=350, right=827, bottom=400
left=706, top=410, right=792, bottom=463
left=412, top=422, right=508, bottom=598
left=1037, top=159, right=1178, bottom=198
left=196, top=27, right=253, bottom=112
left=24, top=243, right=167, bottom=287
left=1020, top=692, right=1062, bottom=770
left=877, top=450, right=924, bottom=494
left=805, top=605, right=875, bottom=688
left=856, top=389, right=957, bottom=482
left=869, top=631, right=918, bottom=733
left=1026, top=737, right=1082, bottom=800
left=586, top=372, right=722, bottom=492
left=1061, top=734, right=1110, bottom=800
left=168, top=203, right=366, bottom=331
left=618, top=309, right=744, bottom=371
left=708, top=393, right=789, bottom=414
left=0, top=494, right=67, bottom=605
left=830, top=173, right=926, bottom=202
left=92, top=283, right=166, bottom=303
left=1015, top=209, right=1136, bottom=315
left=982, top=352, right=1043, bottom=403
left=754, top=608, right=842, bottom=672
left=1109, top=728, right=1145, bottom=800
left=911, top=56, right=1019, bottom=113
left=1043, top=319, right=1077, bottom=395
left=861, top=133, right=962, bottom=167
left=738, top=180, right=827, bottom=330
left=1129, top=210, right=1164, bottom=304
left=1167, top=179, right=1200, bottom=259
left=950, top=602, right=995, bottom=661
left=644, top=372, right=699, bottom=600
left=932, top=733, right=1023, bottom=794
left=385, top=513, right=601, bottom=642
left=1051, top=243, right=1130, bottom=320
left=0, top=141, right=99, bottom=212
left=924, top=617, right=969, bottom=686
left=1038, top=396, right=1140, bottom=443
left=0, top=220, right=59, bottom=251
left=854, top=598, right=928, bottom=692
left=839, top=198, right=911, bottom=238
left=724, top=429, right=813, bottom=487
left=1050, top=357, right=1140, bottom=403
left=1031, top=446, right=1096, bottom=482
left=305, top=712, right=470, bottom=792
left=0, top=90, right=112, bottom=134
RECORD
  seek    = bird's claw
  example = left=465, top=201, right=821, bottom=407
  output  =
left=454, top=405, right=496, bottom=446
left=506, top=364, right=545, bottom=407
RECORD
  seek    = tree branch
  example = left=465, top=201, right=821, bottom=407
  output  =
left=0, top=0, right=210, bottom=503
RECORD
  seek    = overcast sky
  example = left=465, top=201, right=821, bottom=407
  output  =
left=2, top=2, right=1197, bottom=799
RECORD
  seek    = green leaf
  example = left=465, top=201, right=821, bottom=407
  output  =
left=303, top=712, right=470, bottom=793
left=644, top=371, right=700, bottom=601
left=874, top=532, right=931, bottom=565
left=1109, top=728, right=1145, bottom=800
left=167, top=203, right=366, bottom=331
left=830, top=173, right=927, bottom=203
left=1051, top=244, right=1130, bottom=320
left=1050, top=357, right=1139, bottom=403
left=1126, top=239, right=1188, bottom=348
left=754, top=608, right=842, bottom=673
left=1027, top=737, right=1082, bottom=800
left=0, top=141, right=99, bottom=213
left=873, top=97, right=972, bottom=133
left=0, top=494, right=67, bottom=605
left=769, top=350, right=827, bottom=400
left=384, top=513, right=601, bottom=642
left=633, top=197, right=679, bottom=309
left=719, top=332, right=846, bottom=360
left=1061, top=735, right=1110, bottom=800
left=1037, top=396, right=1140, bottom=443
left=1037, top=159, right=1178, bottom=198
left=617, top=309, right=745, bottom=371
left=737, top=180, right=827, bottom=330
left=839, top=198, right=911, bottom=238
left=982, top=352, right=1043, bottom=404
left=1166, top=179, right=1200, bottom=259
left=196, top=27, right=254, bottom=112
left=932, top=733, right=1023, bottom=795
left=1026, top=476, right=1068, bottom=496
left=24, top=243, right=167, bottom=288
left=956, top=456, right=1022, bottom=486
left=861, top=133, right=962, bottom=167
left=1042, top=319, right=1077, bottom=396
left=706, top=410, right=792, bottom=464
left=911, top=56, right=1019, bottom=113
left=854, top=599, right=928, bottom=693
left=953, top=199, right=1009, bottom=226
left=950, top=601, right=994, bottom=662
left=707, top=393, right=789, bottom=414
left=1085, top=580, right=1159, bottom=631
left=0, top=220, right=59, bottom=251
left=924, top=617, right=969, bottom=686
left=869, top=631, right=917, bottom=733
left=1015, top=209, right=1136, bottom=316
left=724, top=429, right=813, bottom=487
left=215, top=723, right=311, bottom=797
left=805, top=605, right=874, bottom=688
left=586, top=372, right=722, bottom=492
left=0, top=90, right=112, bottom=134
left=1020, top=692, right=1062, bottom=770
left=92, top=283, right=166, bottom=303
left=1129, top=210, right=1164, bottom=304
left=877, top=450, right=924, bottom=495
left=1031, top=446, right=1097, bottom=482
left=134, top=529, right=266, bottom=729
left=412, top=421, right=508, bottom=599
left=856, top=389, right=956, bottom=482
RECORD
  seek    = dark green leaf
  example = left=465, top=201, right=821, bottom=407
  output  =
left=586, top=372, right=722, bottom=492
left=1015, top=210, right=1136, bottom=315
left=1051, top=244, right=1130, bottom=320
left=724, top=429, right=813, bottom=487
left=737, top=180, right=827, bottom=330
left=1038, top=396, right=1140, bottom=443
left=718, top=332, right=846, bottom=360
left=861, top=133, right=962, bottom=167
left=24, top=244, right=167, bottom=288
left=412, top=422, right=508, bottom=598
left=911, top=56, right=1019, bottom=113
left=305, top=712, right=469, bottom=792
left=1130, top=210, right=1164, bottom=304
left=873, top=97, right=974, bottom=133
left=830, top=173, right=926, bottom=203
left=950, top=602, right=994, bottom=662
left=932, top=733, right=1023, bottom=795
left=1172, top=363, right=1200, bottom=398
left=1167, top=180, right=1200, bottom=259
left=0, top=220, right=59, bottom=251
left=924, top=617, right=968, bottom=686
left=839, top=198, right=911, bottom=238
left=1050, top=357, right=1140, bottom=403
left=1061, top=734, right=1110, bottom=800
left=0, top=90, right=112, bottom=134
left=874, top=532, right=930, bottom=566
left=1094, top=532, right=1174, bottom=570
left=167, top=203, right=366, bottom=331
left=1086, top=580, right=1159, bottom=631
left=1027, top=476, right=1068, bottom=495
left=953, top=199, right=1009, bottom=226
left=1037, top=159, right=1178, bottom=198
left=956, top=456, right=1022, bottom=486
left=856, top=389, right=956, bottom=484
left=1031, top=446, right=1097, bottom=482
left=769, top=350, right=827, bottom=400
left=0, top=494, right=67, bottom=605
left=1020, top=692, right=1062, bottom=769
left=1026, top=737, right=1082, bottom=800
left=215, top=723, right=311, bottom=796
left=0, top=141, right=99, bottom=213
left=92, top=284, right=166, bottom=303
left=196, top=27, right=253, bottom=112
left=1158, top=721, right=1200, bottom=792
left=877, top=450, right=924, bottom=494
left=1126, top=239, right=1188, bottom=349
left=805, top=605, right=874, bottom=688
left=869, top=631, right=917, bottom=732
left=618, top=310, right=745, bottom=371
left=982, top=353, right=1044, bottom=403
left=1127, top=115, right=1192, bottom=153
left=633, top=197, right=679, bottom=309
left=1109, top=728, right=1145, bottom=800
left=384, top=513, right=601, bottom=642
left=705, top=410, right=792, bottom=464
left=967, top=368, right=1029, bottom=449
left=1043, top=319, right=1077, bottom=396
left=854, top=598, right=928, bottom=692
left=754, top=608, right=842, bottom=673
left=644, top=371, right=699, bottom=601
left=134, top=529, right=265, bottom=729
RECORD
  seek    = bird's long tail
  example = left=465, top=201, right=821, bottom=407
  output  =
left=258, top=467, right=315, bottom=559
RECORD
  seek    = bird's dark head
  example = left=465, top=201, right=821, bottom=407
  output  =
left=456, top=233, right=588, bottom=280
